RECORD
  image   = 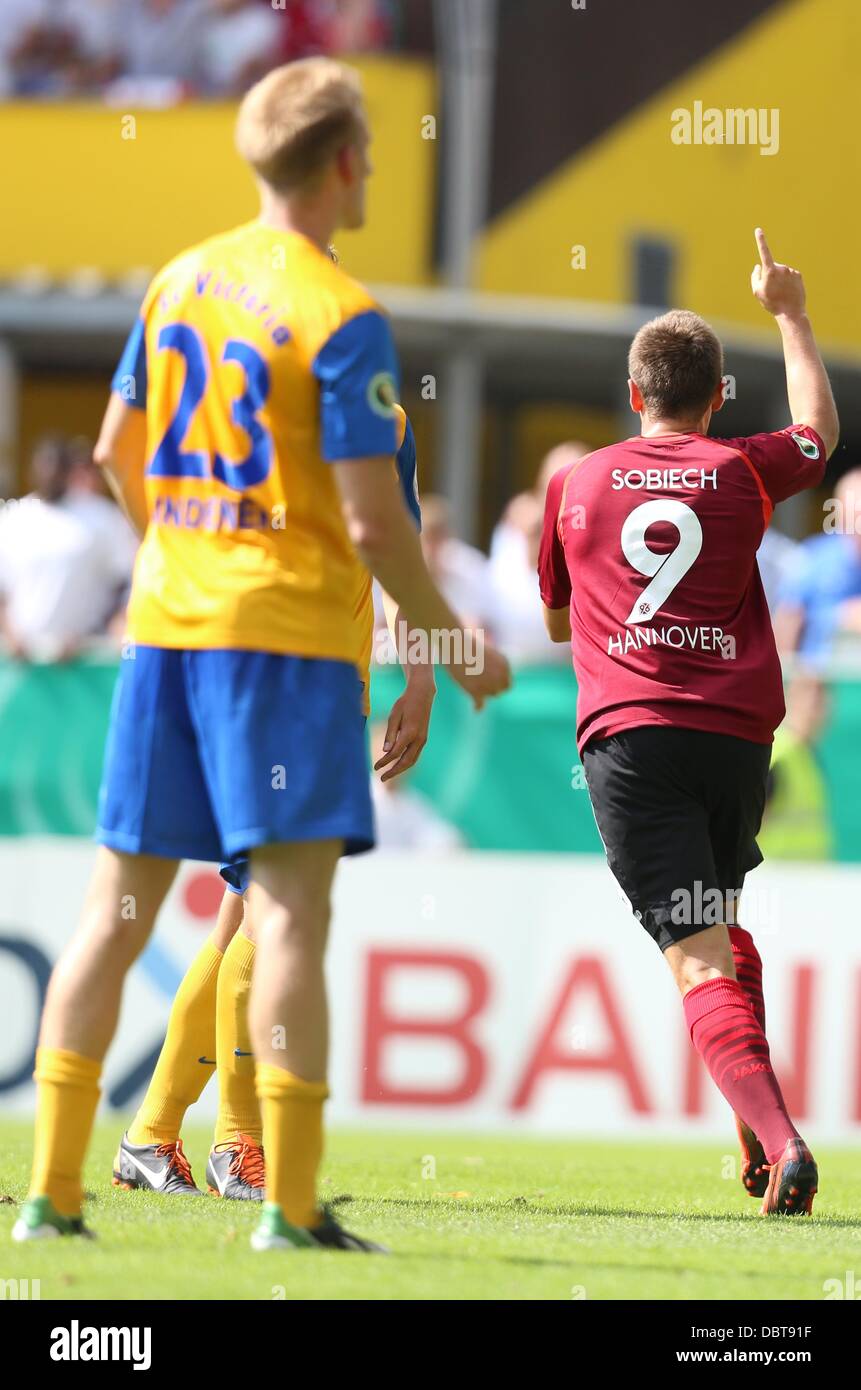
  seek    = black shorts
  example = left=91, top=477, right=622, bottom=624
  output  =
left=582, top=726, right=771, bottom=952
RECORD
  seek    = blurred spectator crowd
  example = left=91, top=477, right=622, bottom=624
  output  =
left=0, top=430, right=577, bottom=668
left=374, top=443, right=581, bottom=668
left=5, top=431, right=861, bottom=673
left=0, top=0, right=397, bottom=100
left=4, top=428, right=857, bottom=863
left=771, top=469, right=861, bottom=667
left=0, top=434, right=136, bottom=661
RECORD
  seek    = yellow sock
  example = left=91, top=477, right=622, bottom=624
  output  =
left=31, top=1047, right=101, bottom=1217
left=256, top=1063, right=328, bottom=1228
left=128, top=935, right=222, bottom=1146
left=214, top=931, right=261, bottom=1145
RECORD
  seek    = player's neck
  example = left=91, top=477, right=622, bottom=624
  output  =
left=640, top=412, right=710, bottom=438
left=256, top=191, right=338, bottom=256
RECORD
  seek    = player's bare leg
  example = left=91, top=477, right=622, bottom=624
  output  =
left=663, top=921, right=736, bottom=993
left=246, top=840, right=385, bottom=1251
left=248, top=841, right=337, bottom=1082
left=212, top=885, right=246, bottom=950
left=665, top=921, right=817, bottom=1216
left=42, top=848, right=179, bottom=1058
left=13, top=849, right=179, bottom=1240
left=116, top=885, right=248, bottom=1197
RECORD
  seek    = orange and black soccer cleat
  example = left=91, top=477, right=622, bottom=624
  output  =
left=760, top=1137, right=818, bottom=1216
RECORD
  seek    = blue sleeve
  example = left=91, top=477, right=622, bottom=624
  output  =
left=395, top=415, right=421, bottom=529
left=112, top=317, right=147, bottom=409
left=776, top=540, right=818, bottom=608
left=312, top=309, right=400, bottom=461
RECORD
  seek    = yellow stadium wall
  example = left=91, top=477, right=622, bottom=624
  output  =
left=0, top=57, right=437, bottom=286
left=477, top=0, right=861, bottom=355
left=4, top=5, right=858, bottom=356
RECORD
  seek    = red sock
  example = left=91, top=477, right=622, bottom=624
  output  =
left=729, top=926, right=765, bottom=1030
left=684, top=976, right=799, bottom=1164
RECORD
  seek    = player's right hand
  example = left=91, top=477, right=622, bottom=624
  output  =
left=450, top=636, right=512, bottom=710
left=751, top=228, right=806, bottom=318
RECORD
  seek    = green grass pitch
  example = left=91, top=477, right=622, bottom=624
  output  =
left=2, top=1119, right=860, bottom=1300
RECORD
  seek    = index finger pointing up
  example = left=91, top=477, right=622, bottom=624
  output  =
left=755, top=227, right=774, bottom=268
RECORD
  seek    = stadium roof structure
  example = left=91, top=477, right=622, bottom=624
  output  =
left=1, top=279, right=858, bottom=537
left=383, top=286, right=861, bottom=417
left=3, top=278, right=860, bottom=418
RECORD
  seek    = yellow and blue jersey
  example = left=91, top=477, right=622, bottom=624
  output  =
left=112, top=220, right=410, bottom=669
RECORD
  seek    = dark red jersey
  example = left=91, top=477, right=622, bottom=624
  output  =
left=538, top=426, right=825, bottom=753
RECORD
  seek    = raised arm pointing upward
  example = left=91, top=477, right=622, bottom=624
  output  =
left=751, top=227, right=839, bottom=458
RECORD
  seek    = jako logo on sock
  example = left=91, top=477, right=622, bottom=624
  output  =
left=50, top=1321, right=152, bottom=1371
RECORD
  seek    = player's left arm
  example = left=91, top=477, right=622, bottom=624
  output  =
left=751, top=228, right=839, bottom=459
left=539, top=467, right=573, bottom=642
left=543, top=605, right=572, bottom=643
left=375, top=590, right=437, bottom=782
left=93, top=394, right=149, bottom=537
left=374, top=408, right=437, bottom=783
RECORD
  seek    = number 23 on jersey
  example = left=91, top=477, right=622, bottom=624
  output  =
left=148, top=322, right=275, bottom=492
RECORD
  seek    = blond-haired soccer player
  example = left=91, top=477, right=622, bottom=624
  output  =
left=14, top=58, right=510, bottom=1250
left=113, top=403, right=431, bottom=1202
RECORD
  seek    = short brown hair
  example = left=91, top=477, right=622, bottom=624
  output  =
left=236, top=58, right=366, bottom=192
left=628, top=310, right=724, bottom=420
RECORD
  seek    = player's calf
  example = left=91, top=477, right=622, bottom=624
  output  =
left=680, top=952, right=813, bottom=1198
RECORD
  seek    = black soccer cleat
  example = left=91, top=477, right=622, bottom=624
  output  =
left=760, top=1137, right=818, bottom=1216
left=306, top=1209, right=389, bottom=1253
left=251, top=1202, right=388, bottom=1252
